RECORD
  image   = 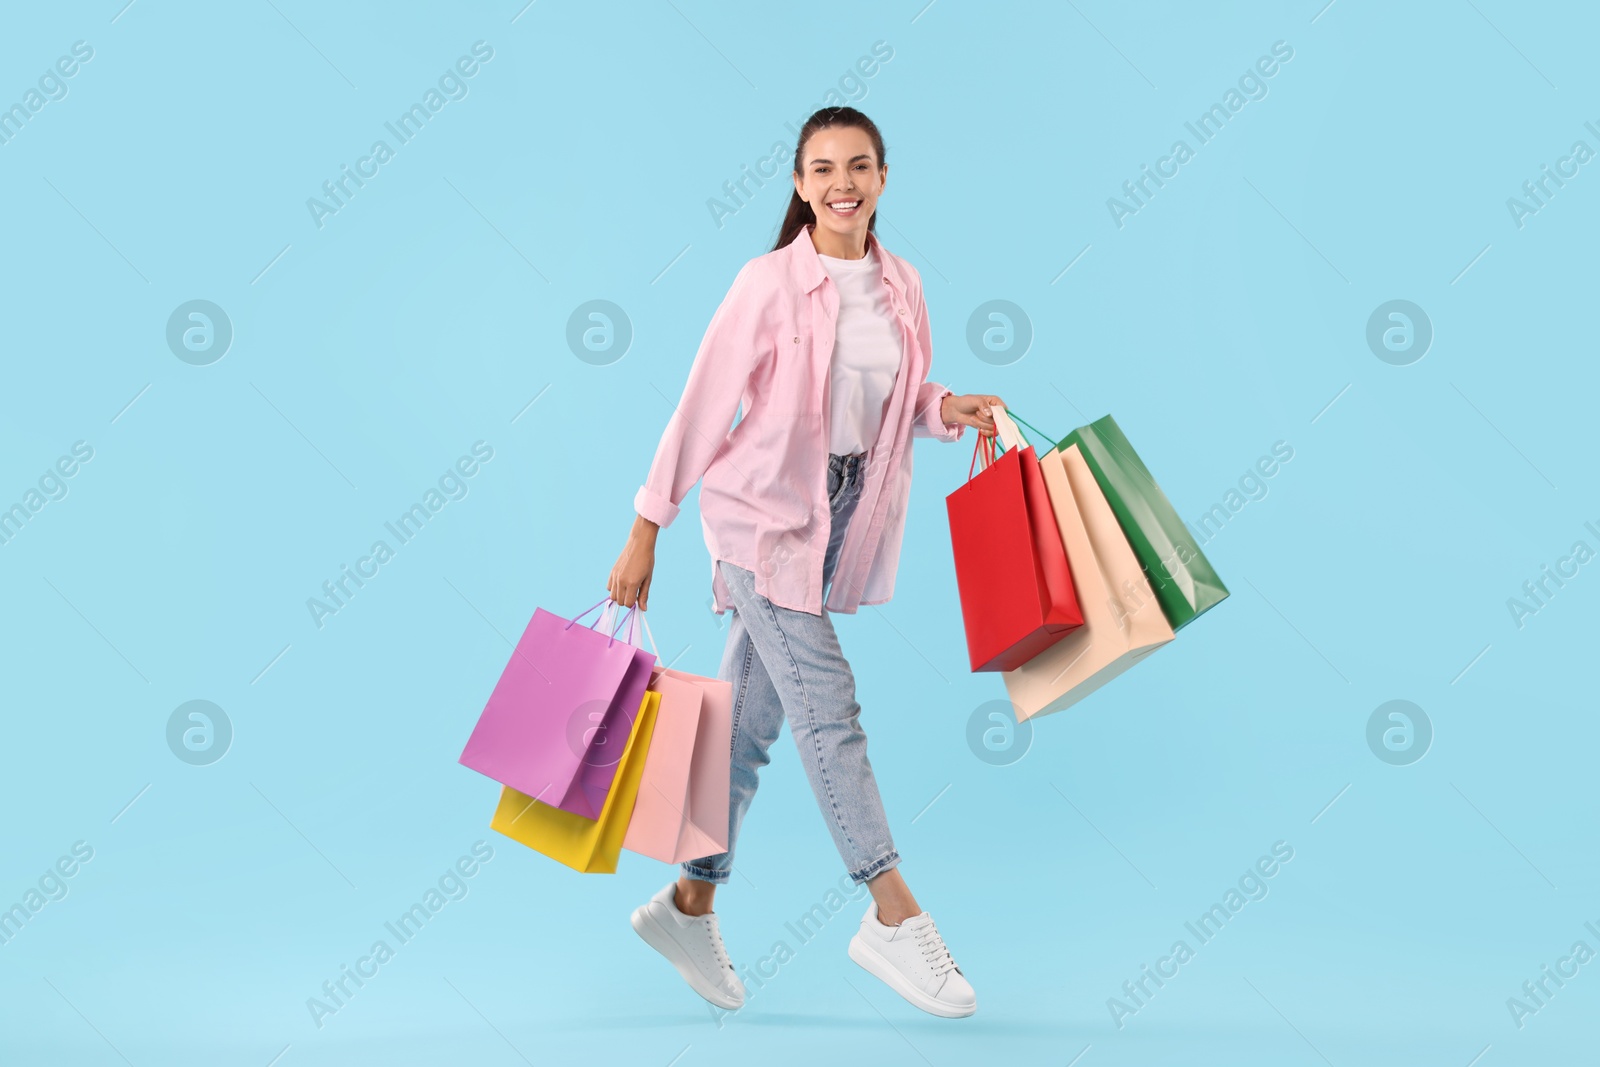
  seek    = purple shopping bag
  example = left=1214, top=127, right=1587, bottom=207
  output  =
left=458, top=597, right=656, bottom=820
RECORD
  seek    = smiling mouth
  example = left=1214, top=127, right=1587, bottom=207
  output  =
left=827, top=199, right=862, bottom=215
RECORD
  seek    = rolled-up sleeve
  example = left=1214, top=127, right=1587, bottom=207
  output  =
left=914, top=379, right=961, bottom=441
left=635, top=263, right=765, bottom=528
left=906, top=271, right=964, bottom=442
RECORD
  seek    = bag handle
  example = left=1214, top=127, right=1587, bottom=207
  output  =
left=600, top=599, right=644, bottom=647
left=572, top=596, right=637, bottom=648
left=965, top=430, right=997, bottom=485
left=964, top=404, right=1032, bottom=486
left=567, top=596, right=611, bottom=628
left=637, top=611, right=662, bottom=659
left=1000, top=406, right=1060, bottom=450
left=992, top=404, right=1029, bottom=455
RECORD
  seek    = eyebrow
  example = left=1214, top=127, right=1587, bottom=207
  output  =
left=809, top=154, right=874, bottom=166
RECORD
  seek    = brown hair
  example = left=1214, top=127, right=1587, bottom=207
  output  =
left=771, top=106, right=887, bottom=252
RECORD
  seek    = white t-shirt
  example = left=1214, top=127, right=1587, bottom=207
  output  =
left=819, top=245, right=903, bottom=455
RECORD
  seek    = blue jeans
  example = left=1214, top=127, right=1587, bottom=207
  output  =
left=682, top=452, right=902, bottom=887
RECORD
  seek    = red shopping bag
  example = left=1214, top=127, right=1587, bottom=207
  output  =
left=945, top=424, right=1083, bottom=671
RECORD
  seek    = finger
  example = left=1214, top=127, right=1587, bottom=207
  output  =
left=640, top=575, right=651, bottom=612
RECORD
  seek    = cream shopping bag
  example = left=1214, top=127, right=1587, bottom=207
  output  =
left=994, top=408, right=1175, bottom=719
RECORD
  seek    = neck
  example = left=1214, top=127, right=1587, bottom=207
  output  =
left=808, top=225, right=869, bottom=260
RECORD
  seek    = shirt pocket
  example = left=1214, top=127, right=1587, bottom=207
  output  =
left=754, top=325, right=825, bottom=419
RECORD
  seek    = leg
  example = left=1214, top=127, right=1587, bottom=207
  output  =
left=673, top=874, right=715, bottom=918
left=864, top=867, right=921, bottom=926
left=677, top=602, right=787, bottom=913
left=825, top=465, right=921, bottom=921
left=716, top=558, right=901, bottom=887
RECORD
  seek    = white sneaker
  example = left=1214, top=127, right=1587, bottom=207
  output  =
left=847, top=901, right=976, bottom=1018
left=631, top=881, right=746, bottom=1010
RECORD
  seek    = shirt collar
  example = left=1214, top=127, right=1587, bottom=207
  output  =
left=786, top=223, right=907, bottom=302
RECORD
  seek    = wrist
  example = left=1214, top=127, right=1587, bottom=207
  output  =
left=632, top=514, right=660, bottom=541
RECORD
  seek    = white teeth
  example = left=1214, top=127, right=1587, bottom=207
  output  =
left=830, top=201, right=859, bottom=210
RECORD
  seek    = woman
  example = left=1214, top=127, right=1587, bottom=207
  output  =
left=609, top=106, right=1003, bottom=1019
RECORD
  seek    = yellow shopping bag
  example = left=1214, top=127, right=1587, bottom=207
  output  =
left=490, top=689, right=661, bottom=873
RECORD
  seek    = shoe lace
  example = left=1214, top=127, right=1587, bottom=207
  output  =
left=913, top=919, right=959, bottom=979
left=704, top=914, right=734, bottom=972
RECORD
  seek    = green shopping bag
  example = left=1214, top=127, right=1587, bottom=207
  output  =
left=1058, top=414, right=1229, bottom=630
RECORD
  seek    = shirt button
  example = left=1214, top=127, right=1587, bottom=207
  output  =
left=793, top=336, right=800, bottom=343
left=897, top=308, right=906, bottom=315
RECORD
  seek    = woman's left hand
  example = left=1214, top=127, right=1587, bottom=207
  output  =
left=941, top=393, right=1006, bottom=437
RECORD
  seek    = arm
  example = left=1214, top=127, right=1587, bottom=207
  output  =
left=633, top=261, right=765, bottom=528
left=916, top=381, right=961, bottom=440
left=906, top=269, right=965, bottom=442
left=613, top=263, right=765, bottom=609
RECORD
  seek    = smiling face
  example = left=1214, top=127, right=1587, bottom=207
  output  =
left=793, top=124, right=887, bottom=254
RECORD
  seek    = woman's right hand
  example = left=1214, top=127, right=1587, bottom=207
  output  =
left=609, top=515, right=659, bottom=609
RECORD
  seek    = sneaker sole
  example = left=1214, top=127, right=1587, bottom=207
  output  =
left=631, top=904, right=744, bottom=1010
left=847, top=934, right=976, bottom=1018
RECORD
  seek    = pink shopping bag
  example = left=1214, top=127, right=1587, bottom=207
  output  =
left=458, top=597, right=656, bottom=820
left=622, top=618, right=732, bottom=863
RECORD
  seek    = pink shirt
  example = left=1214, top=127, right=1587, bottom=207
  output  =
left=634, top=224, right=966, bottom=616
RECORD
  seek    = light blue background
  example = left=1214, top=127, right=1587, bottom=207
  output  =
left=2, top=2, right=1596, bottom=1064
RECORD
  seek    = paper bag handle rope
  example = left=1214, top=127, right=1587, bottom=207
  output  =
left=966, top=430, right=997, bottom=485
left=997, top=406, right=1059, bottom=448
left=637, top=611, right=661, bottom=658
left=598, top=599, right=668, bottom=659
left=569, top=596, right=638, bottom=647
left=991, top=404, right=1030, bottom=455
left=965, top=403, right=1058, bottom=485
left=968, top=404, right=1030, bottom=483
left=595, top=598, right=644, bottom=647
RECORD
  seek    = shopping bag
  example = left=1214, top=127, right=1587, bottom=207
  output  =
left=458, top=597, right=656, bottom=820
left=490, top=689, right=662, bottom=874
left=1001, top=429, right=1176, bottom=719
left=621, top=617, right=732, bottom=864
left=1059, top=415, right=1229, bottom=630
left=945, top=418, right=1083, bottom=672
